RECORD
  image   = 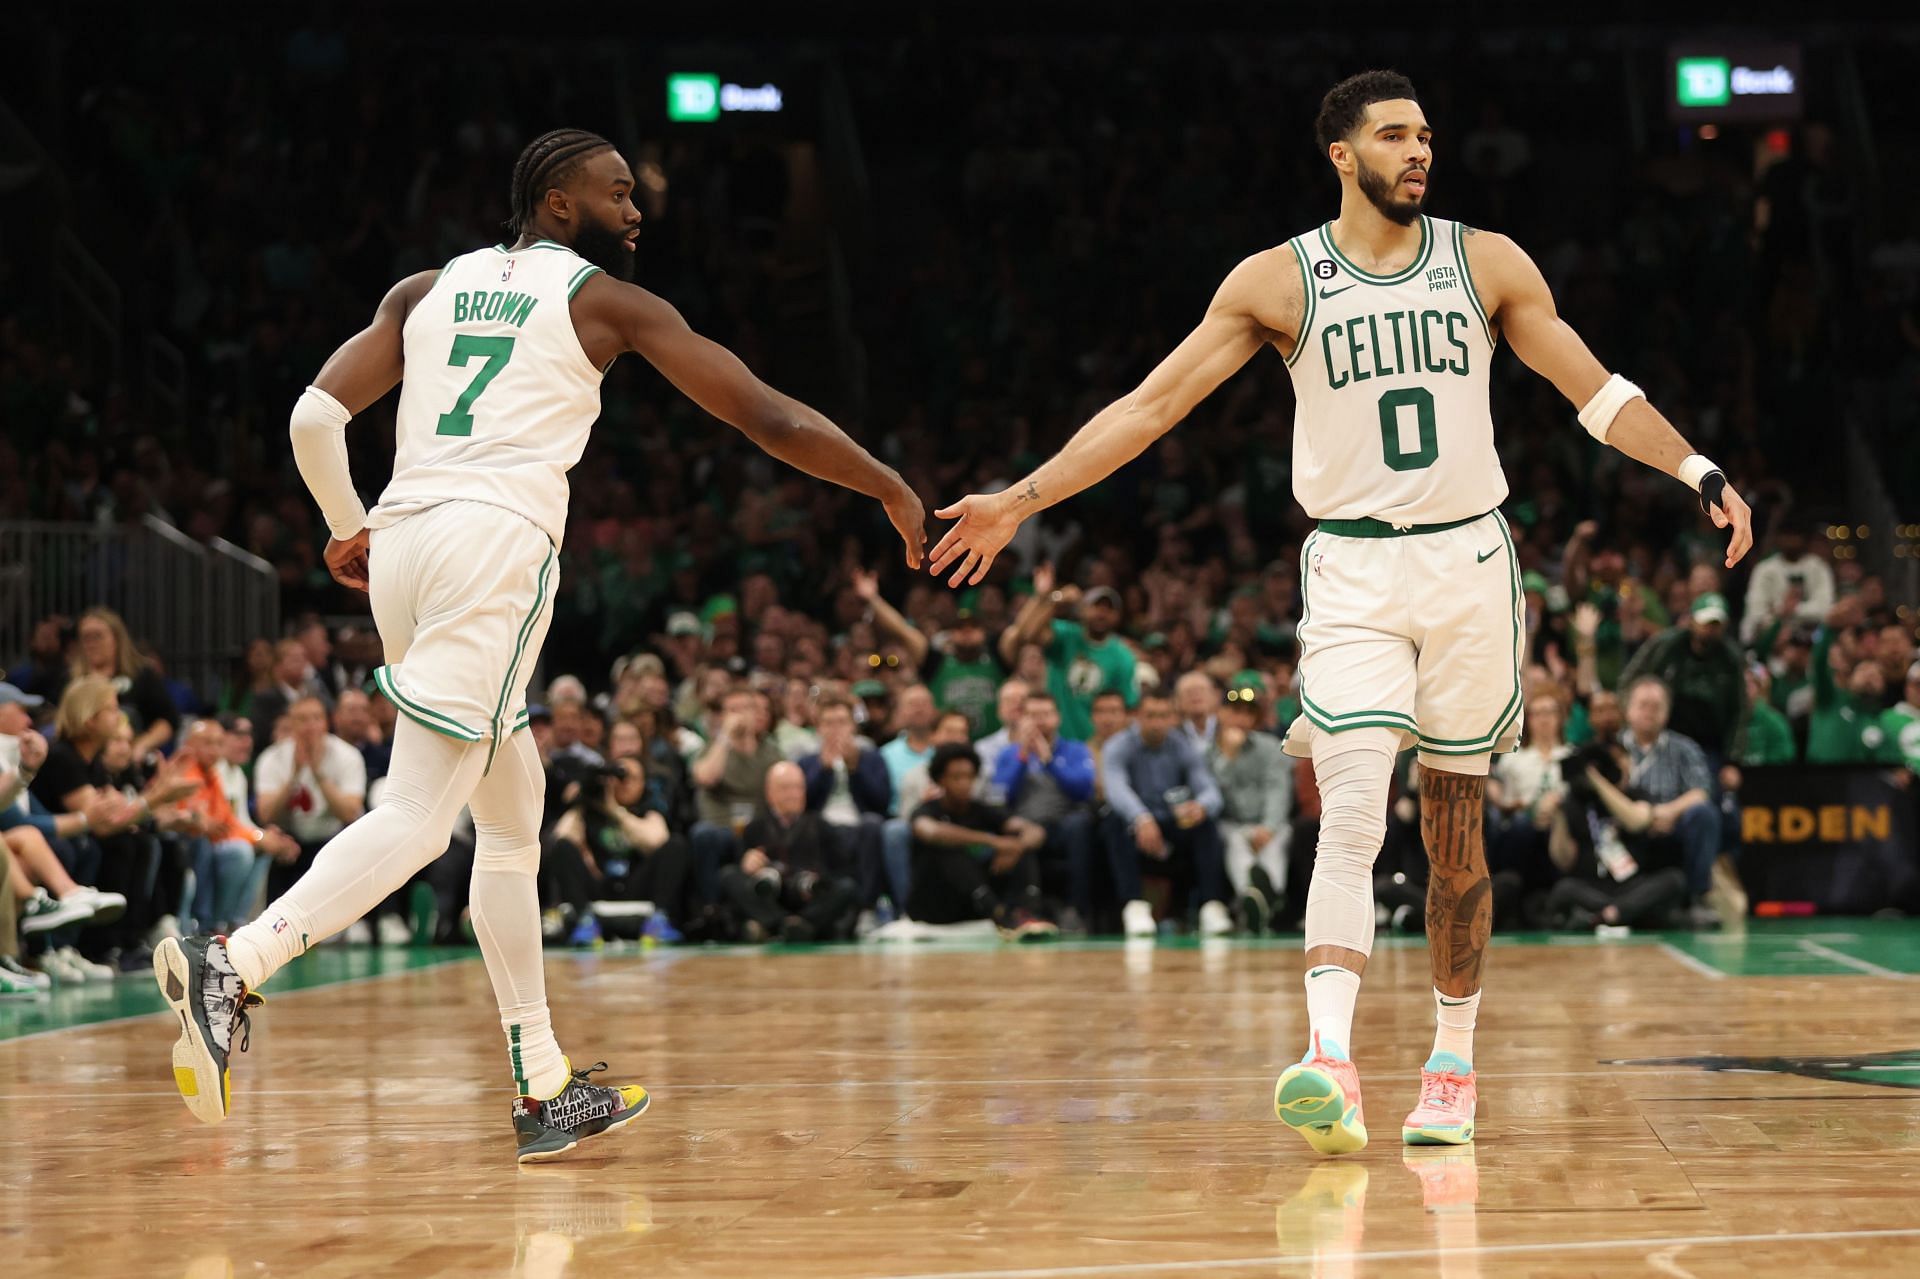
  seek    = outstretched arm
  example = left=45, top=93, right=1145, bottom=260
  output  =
left=1467, top=230, right=1753, bottom=568
left=927, top=248, right=1299, bottom=586
left=577, top=276, right=924, bottom=567
left=852, top=569, right=929, bottom=666
left=294, top=270, right=439, bottom=591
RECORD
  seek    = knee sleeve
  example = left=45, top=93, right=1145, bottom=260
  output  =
left=1305, top=727, right=1397, bottom=956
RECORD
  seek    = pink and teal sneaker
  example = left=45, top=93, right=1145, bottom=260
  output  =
left=1274, top=1033, right=1368, bottom=1155
left=1402, top=1051, right=1477, bottom=1145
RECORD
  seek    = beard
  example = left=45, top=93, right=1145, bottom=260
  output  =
left=1356, top=156, right=1426, bottom=226
left=572, top=217, right=636, bottom=280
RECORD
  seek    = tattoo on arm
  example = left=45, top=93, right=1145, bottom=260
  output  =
left=1420, top=766, right=1492, bottom=994
left=1013, top=480, right=1040, bottom=505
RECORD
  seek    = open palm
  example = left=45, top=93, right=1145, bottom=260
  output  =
left=929, top=493, right=1021, bottom=587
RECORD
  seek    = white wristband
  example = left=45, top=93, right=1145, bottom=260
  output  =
left=289, top=385, right=367, bottom=539
left=1575, top=374, right=1645, bottom=443
left=1676, top=453, right=1720, bottom=492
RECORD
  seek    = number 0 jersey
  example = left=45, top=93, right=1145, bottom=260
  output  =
left=367, top=240, right=607, bottom=548
left=1281, top=215, right=1506, bottom=525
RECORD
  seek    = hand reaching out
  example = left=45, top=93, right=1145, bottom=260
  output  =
left=929, top=491, right=1024, bottom=587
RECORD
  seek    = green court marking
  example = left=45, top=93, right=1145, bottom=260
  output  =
left=0, top=946, right=478, bottom=1044
left=1657, top=918, right=1920, bottom=978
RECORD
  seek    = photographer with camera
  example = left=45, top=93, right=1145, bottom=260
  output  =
left=542, top=755, right=693, bottom=947
left=1542, top=738, right=1689, bottom=931
left=720, top=762, right=859, bottom=943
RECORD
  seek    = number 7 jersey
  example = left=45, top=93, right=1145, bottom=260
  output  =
left=368, top=241, right=607, bottom=548
left=1281, top=215, right=1507, bottom=525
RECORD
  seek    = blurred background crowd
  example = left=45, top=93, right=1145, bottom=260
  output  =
left=5, top=14, right=1919, bottom=992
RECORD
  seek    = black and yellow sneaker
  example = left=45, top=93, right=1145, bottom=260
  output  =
left=154, top=935, right=263, bottom=1125
left=513, top=1059, right=650, bottom=1164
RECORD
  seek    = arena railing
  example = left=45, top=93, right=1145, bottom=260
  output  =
left=0, top=517, right=278, bottom=708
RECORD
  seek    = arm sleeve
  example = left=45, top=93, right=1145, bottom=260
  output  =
left=1102, top=734, right=1147, bottom=824
left=1047, top=741, right=1096, bottom=802
left=288, top=385, right=368, bottom=539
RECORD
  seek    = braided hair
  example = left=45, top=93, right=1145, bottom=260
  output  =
left=506, top=128, right=613, bottom=237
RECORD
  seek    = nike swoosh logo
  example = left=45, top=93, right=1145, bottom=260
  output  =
left=1319, top=283, right=1357, bottom=299
left=1437, top=995, right=1477, bottom=1006
left=1476, top=548, right=1500, bottom=563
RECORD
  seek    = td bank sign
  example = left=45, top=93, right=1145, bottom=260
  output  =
left=667, top=74, right=784, bottom=122
left=1669, top=48, right=1803, bottom=121
left=1676, top=57, right=1796, bottom=106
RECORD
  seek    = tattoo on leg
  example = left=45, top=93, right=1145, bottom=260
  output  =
left=1420, top=765, right=1491, bottom=993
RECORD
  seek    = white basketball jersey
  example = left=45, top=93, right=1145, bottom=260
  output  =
left=368, top=240, right=606, bottom=547
left=1282, top=216, right=1506, bottom=524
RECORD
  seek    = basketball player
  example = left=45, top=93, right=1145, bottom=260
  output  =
left=927, top=72, right=1751, bottom=1153
left=156, top=129, right=925, bottom=1161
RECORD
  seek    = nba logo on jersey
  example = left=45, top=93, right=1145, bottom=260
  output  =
left=271, top=916, right=290, bottom=935
left=500, top=258, right=516, bottom=284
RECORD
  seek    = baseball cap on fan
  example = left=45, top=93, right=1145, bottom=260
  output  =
left=0, top=682, right=45, bottom=709
left=1690, top=593, right=1730, bottom=625
left=1083, top=586, right=1122, bottom=610
left=665, top=611, right=703, bottom=638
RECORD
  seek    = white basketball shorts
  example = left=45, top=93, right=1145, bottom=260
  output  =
left=1283, top=509, right=1524, bottom=770
left=368, top=499, right=556, bottom=768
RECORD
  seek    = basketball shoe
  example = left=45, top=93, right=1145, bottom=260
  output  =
left=1401, top=1051, right=1477, bottom=1145
left=154, top=935, right=263, bottom=1124
left=514, top=1059, right=651, bottom=1163
left=1274, top=1032, right=1368, bottom=1155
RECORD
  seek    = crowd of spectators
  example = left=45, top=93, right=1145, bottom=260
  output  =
left=5, top=509, right=1920, bottom=996
left=6, top=24, right=1920, bottom=994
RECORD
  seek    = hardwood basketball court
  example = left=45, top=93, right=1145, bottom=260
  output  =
left=6, top=921, right=1920, bottom=1277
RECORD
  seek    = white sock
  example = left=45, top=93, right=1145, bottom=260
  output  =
left=468, top=729, right=567, bottom=1099
left=1304, top=964, right=1363, bottom=1059
left=502, top=1002, right=569, bottom=1099
left=1431, top=988, right=1480, bottom=1066
left=227, top=719, right=484, bottom=990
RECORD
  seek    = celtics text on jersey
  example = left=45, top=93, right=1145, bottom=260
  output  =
left=1282, top=216, right=1506, bottom=526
